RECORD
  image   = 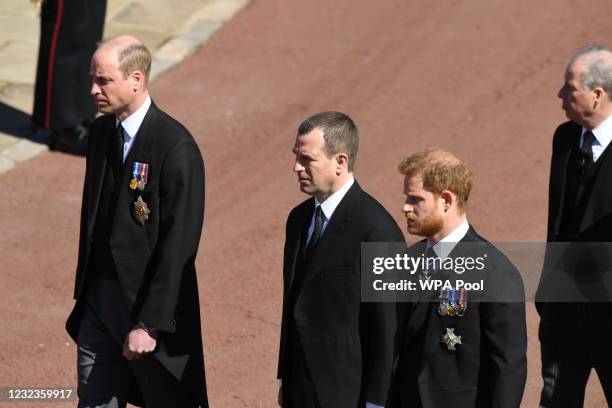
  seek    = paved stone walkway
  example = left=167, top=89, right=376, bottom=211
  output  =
left=0, top=0, right=247, bottom=174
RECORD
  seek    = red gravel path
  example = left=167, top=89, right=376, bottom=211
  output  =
left=2, top=0, right=612, bottom=406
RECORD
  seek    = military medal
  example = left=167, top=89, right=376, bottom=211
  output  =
left=447, top=289, right=458, bottom=317
left=456, top=288, right=468, bottom=316
left=441, top=327, right=462, bottom=351
left=130, top=162, right=140, bottom=190
left=438, top=288, right=450, bottom=316
left=137, top=162, right=148, bottom=190
left=130, top=162, right=149, bottom=191
left=133, top=195, right=150, bottom=225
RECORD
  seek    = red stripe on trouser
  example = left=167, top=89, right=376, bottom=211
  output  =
left=44, top=0, right=64, bottom=129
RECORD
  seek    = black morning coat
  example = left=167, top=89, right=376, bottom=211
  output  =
left=389, top=226, right=527, bottom=408
left=278, top=181, right=405, bottom=407
left=66, top=102, right=208, bottom=407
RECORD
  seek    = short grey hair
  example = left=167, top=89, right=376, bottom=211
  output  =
left=570, top=44, right=612, bottom=100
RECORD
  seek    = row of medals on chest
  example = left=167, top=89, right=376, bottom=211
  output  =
left=420, top=268, right=467, bottom=351
left=130, top=162, right=150, bottom=225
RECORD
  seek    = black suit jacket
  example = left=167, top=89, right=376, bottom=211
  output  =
left=278, top=181, right=405, bottom=407
left=536, top=120, right=612, bottom=312
left=66, top=102, right=208, bottom=407
left=391, top=226, right=527, bottom=408
left=547, top=120, right=612, bottom=242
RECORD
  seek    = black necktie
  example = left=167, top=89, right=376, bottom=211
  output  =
left=304, top=205, right=324, bottom=264
left=112, top=124, right=125, bottom=178
left=579, top=130, right=595, bottom=166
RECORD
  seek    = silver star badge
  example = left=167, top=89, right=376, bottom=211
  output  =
left=441, top=328, right=462, bottom=351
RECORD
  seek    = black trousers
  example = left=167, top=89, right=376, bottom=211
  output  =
left=539, top=303, right=612, bottom=407
left=77, top=302, right=195, bottom=408
left=33, top=0, right=106, bottom=130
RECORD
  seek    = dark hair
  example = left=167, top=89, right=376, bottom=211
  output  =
left=298, top=111, right=359, bottom=172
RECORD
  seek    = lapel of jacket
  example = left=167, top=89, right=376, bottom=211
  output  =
left=295, top=181, right=358, bottom=295
left=287, top=201, right=313, bottom=291
left=86, top=116, right=115, bottom=239
left=549, top=124, right=579, bottom=240
left=581, top=142, right=612, bottom=233
left=399, top=240, right=430, bottom=349
left=122, top=102, right=157, bottom=177
left=110, top=102, right=157, bottom=244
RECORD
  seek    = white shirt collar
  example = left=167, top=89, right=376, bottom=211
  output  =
left=582, top=113, right=612, bottom=150
left=428, top=218, right=469, bottom=259
left=314, top=176, right=355, bottom=220
left=116, top=95, right=152, bottom=141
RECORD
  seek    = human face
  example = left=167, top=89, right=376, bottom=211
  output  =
left=90, top=48, right=137, bottom=119
left=292, top=128, right=338, bottom=202
left=402, top=174, right=444, bottom=238
left=558, top=61, right=595, bottom=126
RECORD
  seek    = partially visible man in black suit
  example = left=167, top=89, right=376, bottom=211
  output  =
left=66, top=35, right=208, bottom=408
left=277, top=112, right=404, bottom=408
left=538, top=44, right=612, bottom=408
left=390, top=149, right=527, bottom=408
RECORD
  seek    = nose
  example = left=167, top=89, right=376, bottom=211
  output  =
left=293, top=159, right=304, bottom=173
left=557, top=85, right=565, bottom=100
left=91, top=81, right=100, bottom=96
left=402, top=201, right=413, bottom=215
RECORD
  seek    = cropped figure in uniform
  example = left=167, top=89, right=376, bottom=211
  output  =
left=33, top=0, right=106, bottom=155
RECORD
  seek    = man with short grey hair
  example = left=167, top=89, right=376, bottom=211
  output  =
left=538, top=44, right=612, bottom=407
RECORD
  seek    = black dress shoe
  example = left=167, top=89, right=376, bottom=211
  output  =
left=52, top=123, right=90, bottom=156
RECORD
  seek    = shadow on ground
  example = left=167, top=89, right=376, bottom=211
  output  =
left=0, top=102, right=52, bottom=145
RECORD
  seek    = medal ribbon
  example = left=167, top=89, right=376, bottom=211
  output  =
left=439, top=288, right=449, bottom=300
left=449, top=289, right=457, bottom=308
left=139, top=163, right=149, bottom=185
left=458, top=288, right=467, bottom=310
left=132, top=162, right=141, bottom=180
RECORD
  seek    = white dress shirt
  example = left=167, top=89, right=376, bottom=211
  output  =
left=581, top=113, right=612, bottom=162
left=427, top=218, right=470, bottom=259
left=115, top=95, right=152, bottom=163
left=306, top=176, right=355, bottom=244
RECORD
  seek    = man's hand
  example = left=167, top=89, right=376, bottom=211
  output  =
left=123, top=325, right=157, bottom=360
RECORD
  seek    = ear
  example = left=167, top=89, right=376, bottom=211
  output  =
left=439, top=190, right=454, bottom=212
left=593, top=87, right=606, bottom=109
left=130, top=70, right=145, bottom=92
left=335, top=153, right=349, bottom=174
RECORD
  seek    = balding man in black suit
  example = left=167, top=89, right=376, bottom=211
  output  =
left=538, top=44, right=612, bottom=408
